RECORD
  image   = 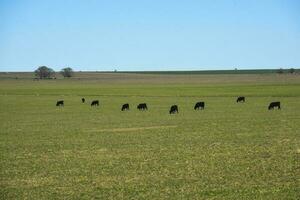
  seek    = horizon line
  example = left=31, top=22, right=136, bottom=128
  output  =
left=0, top=68, right=299, bottom=73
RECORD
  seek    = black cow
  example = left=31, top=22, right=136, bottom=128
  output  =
left=56, top=100, right=64, bottom=107
left=194, top=102, right=205, bottom=110
left=169, top=105, right=178, bottom=114
left=236, top=96, right=245, bottom=103
left=121, top=103, right=129, bottom=111
left=137, top=103, right=147, bottom=110
left=82, top=98, right=85, bottom=103
left=268, top=101, right=281, bottom=110
left=91, top=100, right=99, bottom=106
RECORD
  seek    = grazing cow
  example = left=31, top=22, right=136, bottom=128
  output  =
left=236, top=96, right=245, bottom=103
left=91, top=100, right=99, bottom=106
left=169, top=105, right=178, bottom=114
left=121, top=103, right=129, bottom=111
left=268, top=101, right=281, bottom=110
left=194, top=102, right=205, bottom=110
left=137, top=103, right=147, bottom=110
left=82, top=98, right=85, bottom=103
left=56, top=100, right=64, bottom=107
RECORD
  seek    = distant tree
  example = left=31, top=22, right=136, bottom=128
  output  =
left=277, top=68, right=284, bottom=74
left=60, top=67, right=74, bottom=78
left=289, top=68, right=295, bottom=74
left=34, top=66, right=55, bottom=79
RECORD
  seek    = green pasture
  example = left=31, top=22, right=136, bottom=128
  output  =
left=0, top=73, right=299, bottom=199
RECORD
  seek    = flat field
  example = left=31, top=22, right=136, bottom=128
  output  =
left=0, top=73, right=299, bottom=199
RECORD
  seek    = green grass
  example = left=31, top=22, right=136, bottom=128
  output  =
left=0, top=74, right=299, bottom=199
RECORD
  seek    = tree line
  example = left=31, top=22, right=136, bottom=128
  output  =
left=277, top=68, right=296, bottom=74
left=34, top=66, right=297, bottom=79
left=35, top=66, right=74, bottom=79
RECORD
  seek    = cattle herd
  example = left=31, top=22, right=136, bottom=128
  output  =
left=56, top=96, right=281, bottom=113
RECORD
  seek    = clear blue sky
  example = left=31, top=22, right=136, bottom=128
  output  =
left=0, top=0, right=299, bottom=71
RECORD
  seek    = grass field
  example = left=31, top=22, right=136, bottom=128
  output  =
left=0, top=73, right=299, bottom=199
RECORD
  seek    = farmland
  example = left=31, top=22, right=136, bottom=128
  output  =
left=0, top=72, right=299, bottom=199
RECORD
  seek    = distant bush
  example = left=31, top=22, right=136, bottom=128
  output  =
left=277, top=68, right=284, bottom=74
left=34, top=66, right=55, bottom=79
left=60, top=67, right=74, bottom=78
left=289, top=68, right=295, bottom=74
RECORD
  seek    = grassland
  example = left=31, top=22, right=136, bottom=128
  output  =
left=0, top=73, right=299, bottom=199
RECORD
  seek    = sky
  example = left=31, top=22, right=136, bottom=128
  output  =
left=0, top=0, right=299, bottom=71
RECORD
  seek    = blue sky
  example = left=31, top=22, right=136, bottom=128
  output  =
left=0, top=0, right=299, bottom=71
